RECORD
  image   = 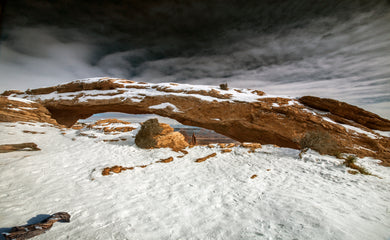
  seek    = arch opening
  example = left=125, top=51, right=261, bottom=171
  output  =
left=74, top=112, right=238, bottom=146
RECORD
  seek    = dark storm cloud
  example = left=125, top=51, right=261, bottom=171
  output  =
left=4, top=0, right=386, bottom=47
left=0, top=0, right=389, bottom=117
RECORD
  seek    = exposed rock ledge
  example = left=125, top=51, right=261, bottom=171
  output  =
left=1, top=77, right=389, bottom=165
left=0, top=96, right=59, bottom=125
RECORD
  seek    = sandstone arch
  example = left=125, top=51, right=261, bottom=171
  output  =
left=2, top=77, right=390, bottom=164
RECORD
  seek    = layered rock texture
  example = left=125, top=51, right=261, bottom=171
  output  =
left=2, top=77, right=390, bottom=164
left=135, top=118, right=189, bottom=151
left=0, top=96, right=59, bottom=125
left=85, top=119, right=136, bottom=133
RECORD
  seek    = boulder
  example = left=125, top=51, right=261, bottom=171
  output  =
left=135, top=119, right=189, bottom=151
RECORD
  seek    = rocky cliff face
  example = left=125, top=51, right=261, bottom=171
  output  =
left=2, top=77, right=390, bottom=164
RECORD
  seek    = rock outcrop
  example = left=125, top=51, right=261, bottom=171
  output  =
left=0, top=96, right=59, bottom=125
left=0, top=143, right=41, bottom=153
left=2, top=212, right=70, bottom=240
left=135, top=118, right=189, bottom=151
left=299, top=96, right=390, bottom=131
left=2, top=77, right=390, bottom=165
left=85, top=119, right=136, bottom=133
left=195, top=153, right=217, bottom=163
left=102, top=165, right=135, bottom=176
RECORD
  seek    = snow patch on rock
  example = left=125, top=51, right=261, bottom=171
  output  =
left=149, top=103, right=181, bottom=113
left=11, top=77, right=291, bottom=104
left=7, top=96, right=35, bottom=104
left=341, top=124, right=378, bottom=139
left=323, top=117, right=378, bottom=139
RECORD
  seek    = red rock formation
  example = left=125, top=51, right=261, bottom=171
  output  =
left=102, top=165, right=135, bottom=176
left=0, top=96, right=59, bottom=126
left=221, top=149, right=232, bottom=153
left=135, top=118, right=189, bottom=151
left=22, top=130, right=45, bottom=134
left=157, top=157, right=174, bottom=163
left=299, top=96, right=390, bottom=131
left=241, top=143, right=262, bottom=149
left=0, top=143, right=41, bottom=153
left=195, top=153, right=217, bottom=163
left=2, top=78, right=390, bottom=165
left=71, top=123, right=85, bottom=130
left=86, top=118, right=136, bottom=133
left=2, top=212, right=70, bottom=240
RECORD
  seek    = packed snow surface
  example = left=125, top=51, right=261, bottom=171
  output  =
left=0, top=122, right=390, bottom=240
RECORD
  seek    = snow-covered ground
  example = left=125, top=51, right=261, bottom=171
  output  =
left=1, top=122, right=390, bottom=240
